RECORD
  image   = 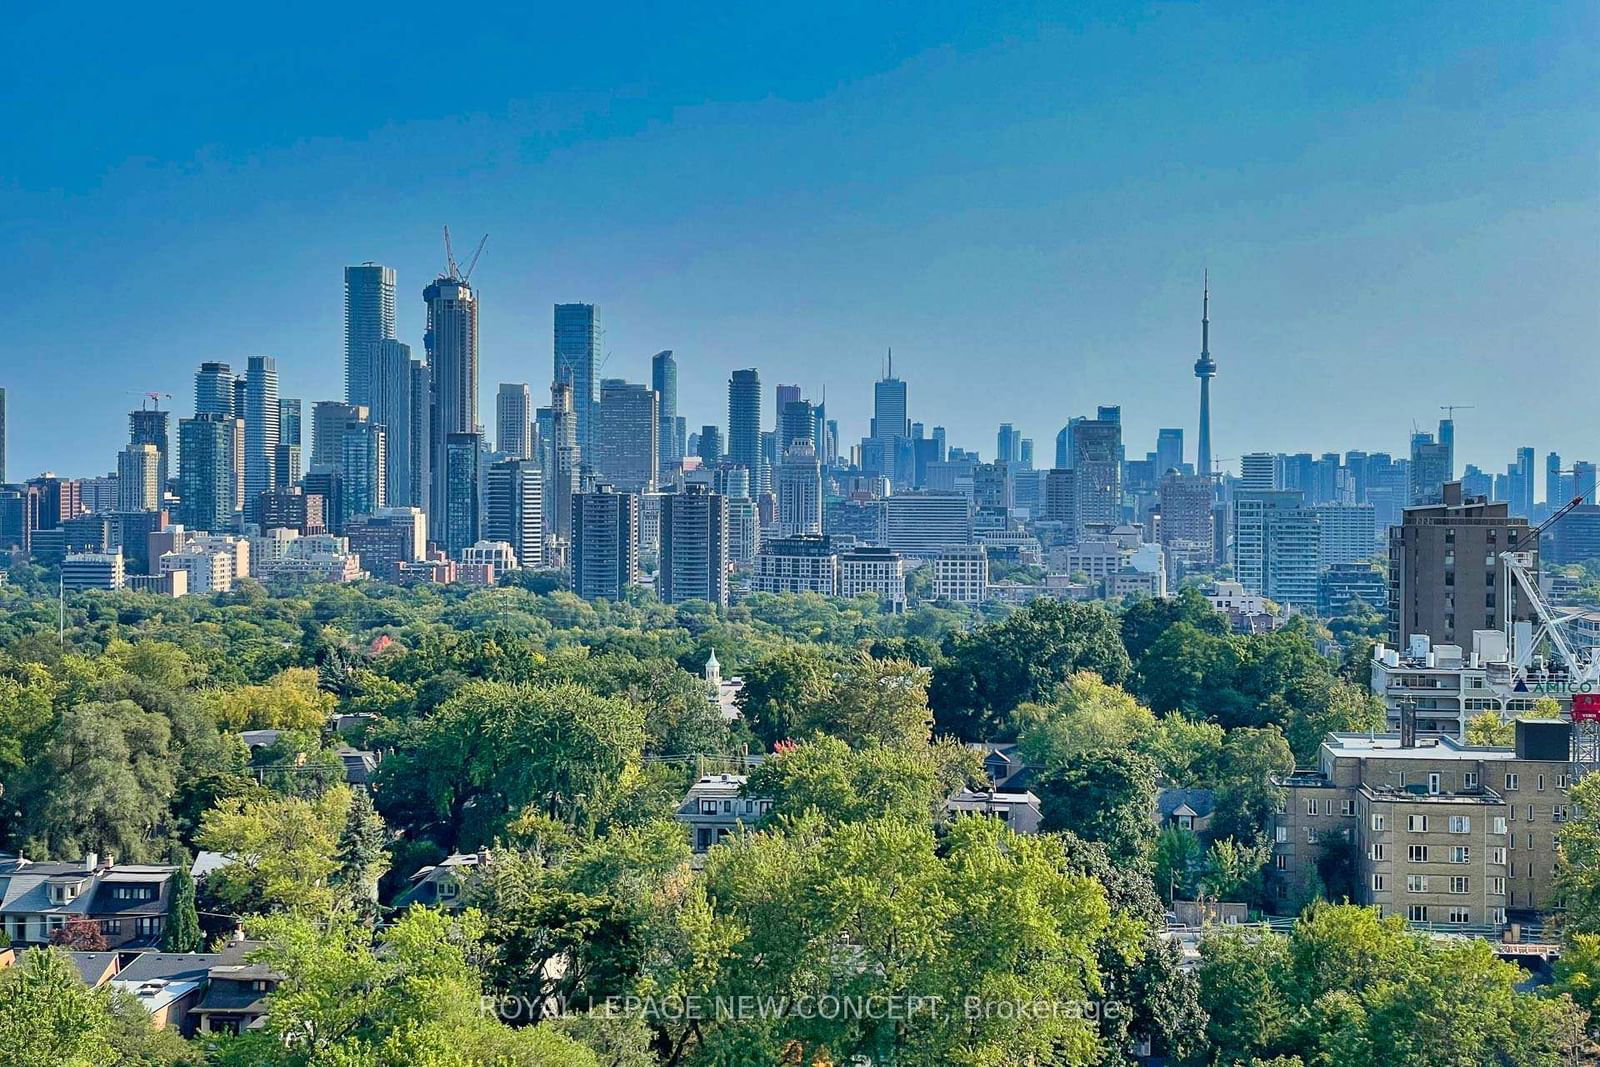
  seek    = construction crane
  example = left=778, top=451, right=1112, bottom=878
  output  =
left=1439, top=404, right=1475, bottom=420
left=1497, top=486, right=1600, bottom=684
left=443, top=226, right=489, bottom=283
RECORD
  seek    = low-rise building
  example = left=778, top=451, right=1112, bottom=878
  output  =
left=838, top=545, right=906, bottom=610
left=753, top=534, right=838, bottom=596
left=932, top=544, right=987, bottom=603
left=675, top=774, right=771, bottom=852
left=61, top=551, right=125, bottom=591
left=1369, top=631, right=1564, bottom=739
left=944, top=789, right=1043, bottom=834
left=0, top=854, right=175, bottom=948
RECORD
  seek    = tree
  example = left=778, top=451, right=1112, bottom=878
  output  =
left=0, top=947, right=114, bottom=1067
left=1550, top=932, right=1600, bottom=1031
left=744, top=735, right=977, bottom=826
left=1153, top=826, right=1205, bottom=902
left=1210, top=726, right=1295, bottom=843
left=929, top=598, right=1131, bottom=739
left=1011, top=670, right=1157, bottom=770
left=209, top=667, right=335, bottom=731
left=1556, top=775, right=1600, bottom=933
left=801, top=652, right=933, bottom=748
left=734, top=643, right=832, bottom=749
left=1194, top=927, right=1294, bottom=1062
left=1466, top=710, right=1516, bottom=747
left=1201, top=837, right=1271, bottom=905
left=162, top=861, right=201, bottom=952
left=1034, top=748, right=1159, bottom=861
left=49, top=917, right=108, bottom=951
left=1121, top=587, right=1227, bottom=663
left=329, top=787, right=388, bottom=919
left=197, top=785, right=350, bottom=915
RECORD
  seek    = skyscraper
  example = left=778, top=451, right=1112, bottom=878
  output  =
left=1070, top=409, right=1122, bottom=535
left=776, top=442, right=823, bottom=537
left=1155, top=428, right=1184, bottom=476
left=408, top=359, right=432, bottom=517
left=697, top=425, right=724, bottom=467
left=341, top=420, right=387, bottom=521
left=572, top=485, right=639, bottom=601
left=996, top=424, right=1021, bottom=466
left=1233, top=489, right=1320, bottom=612
left=0, top=386, right=6, bottom=483
left=194, top=362, right=236, bottom=417
left=485, top=457, right=543, bottom=569
left=344, top=263, right=398, bottom=408
left=554, top=303, right=600, bottom=455
left=117, top=444, right=161, bottom=512
left=870, top=356, right=910, bottom=486
left=651, top=350, right=678, bottom=475
left=660, top=483, right=729, bottom=606
left=242, top=355, right=280, bottom=506
left=596, top=379, right=658, bottom=493
left=425, top=276, right=478, bottom=540
left=780, top=400, right=816, bottom=451
left=275, top=398, right=302, bottom=487
left=312, top=401, right=365, bottom=469
left=1408, top=431, right=1451, bottom=506
left=443, top=431, right=482, bottom=556
left=177, top=413, right=241, bottom=531
left=728, top=369, right=762, bottom=471
left=369, top=341, right=415, bottom=507
left=1194, top=275, right=1217, bottom=478
left=549, top=382, right=580, bottom=540
left=496, top=383, right=534, bottom=459
left=775, top=384, right=802, bottom=428
left=129, top=403, right=170, bottom=500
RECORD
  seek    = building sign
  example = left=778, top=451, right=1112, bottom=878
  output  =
left=1573, top=694, right=1600, bottom=723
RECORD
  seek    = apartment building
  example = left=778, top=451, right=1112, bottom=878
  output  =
left=1269, top=721, right=1573, bottom=925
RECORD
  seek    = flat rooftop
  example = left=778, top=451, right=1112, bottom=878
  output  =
left=1324, top=733, right=1521, bottom=762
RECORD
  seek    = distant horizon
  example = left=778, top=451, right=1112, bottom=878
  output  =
left=4, top=2, right=1596, bottom=480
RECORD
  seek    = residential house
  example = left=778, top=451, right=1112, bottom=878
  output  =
left=675, top=774, right=772, bottom=853
left=944, top=789, right=1043, bottom=834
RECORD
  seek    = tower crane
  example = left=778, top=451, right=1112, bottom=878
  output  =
left=1496, top=486, right=1600, bottom=685
left=443, top=226, right=489, bottom=283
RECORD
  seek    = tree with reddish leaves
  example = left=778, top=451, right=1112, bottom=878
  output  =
left=48, top=917, right=108, bottom=951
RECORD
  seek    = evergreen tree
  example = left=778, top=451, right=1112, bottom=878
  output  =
left=330, top=788, right=388, bottom=921
left=161, top=861, right=201, bottom=953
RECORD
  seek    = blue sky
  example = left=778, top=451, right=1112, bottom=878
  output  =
left=3, top=1, right=1596, bottom=482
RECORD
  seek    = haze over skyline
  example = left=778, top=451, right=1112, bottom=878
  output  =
left=4, top=1, right=1596, bottom=480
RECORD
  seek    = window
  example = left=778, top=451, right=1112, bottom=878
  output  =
left=1307, top=799, right=1319, bottom=816
left=1558, top=774, right=1572, bottom=789
left=1408, top=905, right=1429, bottom=922
left=1342, top=800, right=1357, bottom=817
left=1372, top=813, right=1388, bottom=832
left=1449, top=877, right=1470, bottom=894
left=1450, top=846, right=1470, bottom=864
left=1448, top=816, right=1471, bottom=834
left=1538, top=775, right=1545, bottom=791
left=1371, top=873, right=1388, bottom=892
left=1177, top=814, right=1193, bottom=830
left=1408, top=815, right=1429, bottom=833
left=1407, top=875, right=1429, bottom=893
left=98, top=919, right=121, bottom=935
left=1491, top=908, right=1506, bottom=925
left=1492, top=848, right=1506, bottom=865
left=1505, top=774, right=1519, bottom=791
left=1428, top=773, right=1441, bottom=795
left=1493, top=817, right=1506, bottom=835
left=1275, top=825, right=1288, bottom=844
left=1463, top=772, right=1479, bottom=789
left=438, top=880, right=458, bottom=900
left=1491, top=877, right=1506, bottom=895
left=1371, top=843, right=1388, bottom=861
left=1554, top=805, right=1569, bottom=824
left=1408, top=845, right=1429, bottom=863
left=134, top=917, right=161, bottom=937
left=1306, top=827, right=1319, bottom=844
left=1274, top=854, right=1288, bottom=870
left=1447, top=908, right=1471, bottom=924
left=698, top=799, right=718, bottom=815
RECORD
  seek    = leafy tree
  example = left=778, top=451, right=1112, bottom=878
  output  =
left=930, top=598, right=1131, bottom=739
left=1011, top=670, right=1157, bottom=769
left=1201, top=837, right=1270, bottom=905
left=744, top=735, right=978, bottom=826
left=1153, top=826, right=1205, bottom=902
left=1035, top=748, right=1160, bottom=861
left=1466, top=710, right=1517, bottom=747
left=734, top=643, right=832, bottom=749
left=1209, top=726, right=1295, bottom=843
left=800, top=652, right=933, bottom=748
left=1550, top=932, right=1600, bottom=1030
left=162, top=861, right=202, bottom=952
left=209, top=666, right=335, bottom=731
left=1121, top=587, right=1227, bottom=663
left=251, top=729, right=346, bottom=799
left=0, top=947, right=115, bottom=1067
left=1556, top=774, right=1600, bottom=933
left=197, top=785, right=350, bottom=915
left=1194, top=925, right=1294, bottom=1062
left=49, top=916, right=109, bottom=951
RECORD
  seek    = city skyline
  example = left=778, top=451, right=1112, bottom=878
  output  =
left=4, top=3, right=1597, bottom=478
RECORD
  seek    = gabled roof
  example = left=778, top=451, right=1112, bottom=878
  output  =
left=1156, top=787, right=1217, bottom=819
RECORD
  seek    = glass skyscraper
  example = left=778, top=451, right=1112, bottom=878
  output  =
left=554, top=303, right=600, bottom=456
left=344, top=263, right=397, bottom=408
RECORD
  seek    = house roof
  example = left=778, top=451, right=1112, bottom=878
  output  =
left=65, top=951, right=120, bottom=986
left=1156, top=787, right=1217, bottom=819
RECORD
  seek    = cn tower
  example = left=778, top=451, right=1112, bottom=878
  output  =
left=1194, top=272, right=1216, bottom=478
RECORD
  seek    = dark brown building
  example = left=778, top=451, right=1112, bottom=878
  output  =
left=1388, top=481, right=1534, bottom=648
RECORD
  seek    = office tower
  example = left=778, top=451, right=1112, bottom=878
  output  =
left=726, top=496, right=759, bottom=566
left=996, top=424, right=1021, bottom=466
left=1460, top=464, right=1494, bottom=502
left=1155, top=428, right=1184, bottom=477
left=275, top=398, right=302, bottom=487
left=0, top=386, right=5, bottom=483
left=775, top=383, right=801, bottom=426
left=553, top=303, right=600, bottom=455
left=1233, top=489, right=1320, bottom=612
left=408, top=360, right=432, bottom=516
left=813, top=394, right=829, bottom=464
left=1053, top=425, right=1071, bottom=471
left=302, top=468, right=345, bottom=533
left=1575, top=461, right=1597, bottom=504
left=496, top=383, right=534, bottom=459
left=1315, top=503, right=1378, bottom=565
left=674, top=416, right=687, bottom=466
left=368, top=340, right=415, bottom=507
left=1552, top=507, right=1600, bottom=565
left=1239, top=452, right=1277, bottom=491
left=651, top=351, right=678, bottom=474
left=345, top=507, right=427, bottom=581
left=660, top=483, right=729, bottom=606
left=128, top=403, right=170, bottom=499
left=726, top=369, right=762, bottom=473
left=1546, top=452, right=1564, bottom=512
left=1194, top=275, right=1217, bottom=477
left=881, top=492, right=974, bottom=556
left=776, top=442, right=823, bottom=537
left=596, top=379, right=658, bottom=492
left=974, top=463, right=1014, bottom=510
left=341, top=420, right=387, bottom=521
left=1019, top=439, right=1034, bottom=470
left=1409, top=431, right=1450, bottom=506
left=1389, top=481, right=1534, bottom=647
left=1158, top=472, right=1215, bottom=573
left=572, top=485, right=639, bottom=601
left=311, top=402, right=366, bottom=469
left=177, top=413, right=241, bottom=531
left=1070, top=411, right=1122, bottom=534
left=1043, top=468, right=1078, bottom=530
left=697, top=425, right=724, bottom=467
left=780, top=399, right=815, bottom=451
left=443, top=432, right=482, bottom=557
left=242, top=355, right=280, bottom=510
left=869, top=358, right=910, bottom=485
left=117, top=444, right=161, bottom=512
left=425, top=275, right=479, bottom=539
left=232, top=376, right=247, bottom=422
left=485, top=457, right=543, bottom=569
left=344, top=263, right=397, bottom=407
left=549, top=382, right=580, bottom=540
